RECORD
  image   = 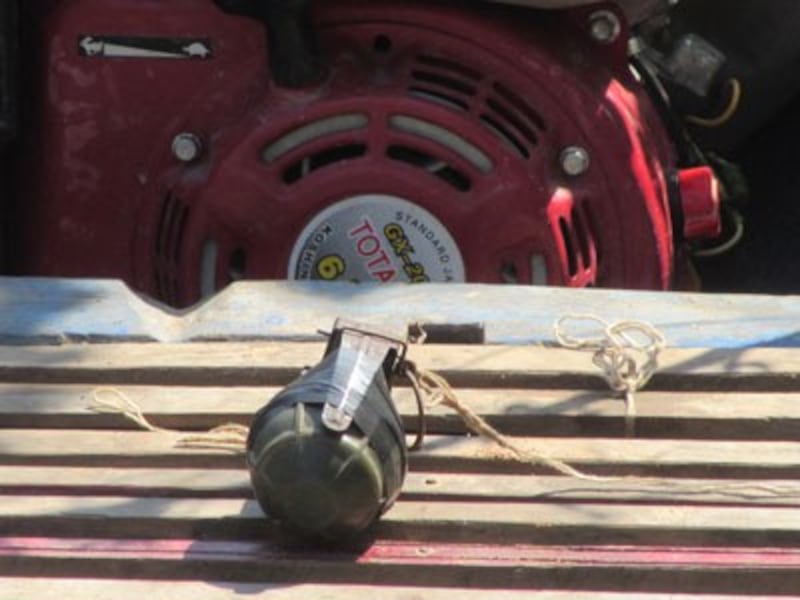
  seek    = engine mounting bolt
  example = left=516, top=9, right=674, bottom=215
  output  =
left=588, top=10, right=621, bottom=45
left=171, top=133, right=204, bottom=163
left=560, top=146, right=591, bottom=177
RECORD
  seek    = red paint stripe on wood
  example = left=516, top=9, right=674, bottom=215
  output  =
left=2, top=537, right=800, bottom=569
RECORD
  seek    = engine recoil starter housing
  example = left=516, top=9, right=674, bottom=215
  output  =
left=13, top=0, right=719, bottom=306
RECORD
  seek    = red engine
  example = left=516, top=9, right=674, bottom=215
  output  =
left=11, top=0, right=720, bottom=306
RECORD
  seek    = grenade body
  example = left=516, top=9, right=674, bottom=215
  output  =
left=247, top=326, right=407, bottom=540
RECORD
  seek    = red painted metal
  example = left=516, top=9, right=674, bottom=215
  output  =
left=13, top=0, right=709, bottom=306
left=3, top=537, right=800, bottom=569
left=679, top=166, right=723, bottom=240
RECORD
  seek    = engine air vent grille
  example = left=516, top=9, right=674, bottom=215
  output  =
left=408, top=88, right=470, bottom=112
left=411, top=69, right=478, bottom=97
left=389, top=114, right=493, bottom=174
left=558, top=216, right=579, bottom=277
left=480, top=111, right=529, bottom=159
left=283, top=143, right=367, bottom=184
left=154, top=192, right=190, bottom=304
left=387, top=145, right=471, bottom=191
left=406, top=55, right=548, bottom=160
left=481, top=83, right=546, bottom=159
left=261, top=114, right=370, bottom=185
left=554, top=199, right=598, bottom=284
left=415, top=54, right=483, bottom=81
left=408, top=54, right=480, bottom=114
left=262, top=114, right=368, bottom=163
left=493, top=82, right=547, bottom=133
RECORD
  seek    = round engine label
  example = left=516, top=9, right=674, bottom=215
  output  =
left=288, top=195, right=465, bottom=283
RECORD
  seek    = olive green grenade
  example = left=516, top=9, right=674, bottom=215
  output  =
left=247, top=322, right=408, bottom=540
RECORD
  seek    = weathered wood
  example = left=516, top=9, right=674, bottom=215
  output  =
left=0, top=343, right=800, bottom=391
left=5, top=277, right=800, bottom=349
left=3, top=467, right=799, bottom=507
left=3, top=384, right=800, bottom=440
left=3, top=495, right=800, bottom=547
left=1, top=537, right=799, bottom=593
left=1, top=321, right=799, bottom=595
left=6, top=578, right=773, bottom=600
left=0, top=467, right=253, bottom=498
left=1, top=430, right=798, bottom=478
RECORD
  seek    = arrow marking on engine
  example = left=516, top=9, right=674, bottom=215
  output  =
left=78, top=36, right=213, bottom=60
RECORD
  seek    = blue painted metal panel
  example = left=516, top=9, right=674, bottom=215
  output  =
left=0, top=276, right=799, bottom=347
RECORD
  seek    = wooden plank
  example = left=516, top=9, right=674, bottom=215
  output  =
left=3, top=496, right=800, bottom=546
left=5, top=277, right=800, bottom=349
left=7, top=285, right=800, bottom=597
left=1, top=538, right=799, bottom=593
left=1, top=343, right=800, bottom=391
left=408, top=436, right=800, bottom=478
left=5, top=578, right=775, bottom=600
left=2, top=467, right=800, bottom=507
left=3, top=384, right=800, bottom=440
left=1, top=430, right=798, bottom=478
left=0, top=467, right=253, bottom=498
left=6, top=579, right=789, bottom=600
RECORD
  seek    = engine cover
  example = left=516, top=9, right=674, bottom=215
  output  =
left=13, top=0, right=714, bottom=306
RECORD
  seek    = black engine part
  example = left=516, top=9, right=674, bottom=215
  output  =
left=670, top=0, right=800, bottom=151
left=0, top=0, right=17, bottom=142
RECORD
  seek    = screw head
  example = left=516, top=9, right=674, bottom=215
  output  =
left=589, top=10, right=622, bottom=45
left=560, top=146, right=591, bottom=177
left=171, top=133, right=203, bottom=163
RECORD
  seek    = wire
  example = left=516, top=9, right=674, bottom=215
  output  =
left=403, top=360, right=427, bottom=452
left=686, top=78, right=743, bottom=128
left=692, top=206, right=745, bottom=258
left=630, top=54, right=703, bottom=165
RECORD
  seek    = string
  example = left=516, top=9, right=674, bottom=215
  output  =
left=554, top=315, right=666, bottom=436
left=89, top=387, right=248, bottom=452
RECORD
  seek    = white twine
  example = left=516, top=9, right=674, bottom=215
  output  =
left=89, top=387, right=248, bottom=451
left=554, top=315, right=666, bottom=436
